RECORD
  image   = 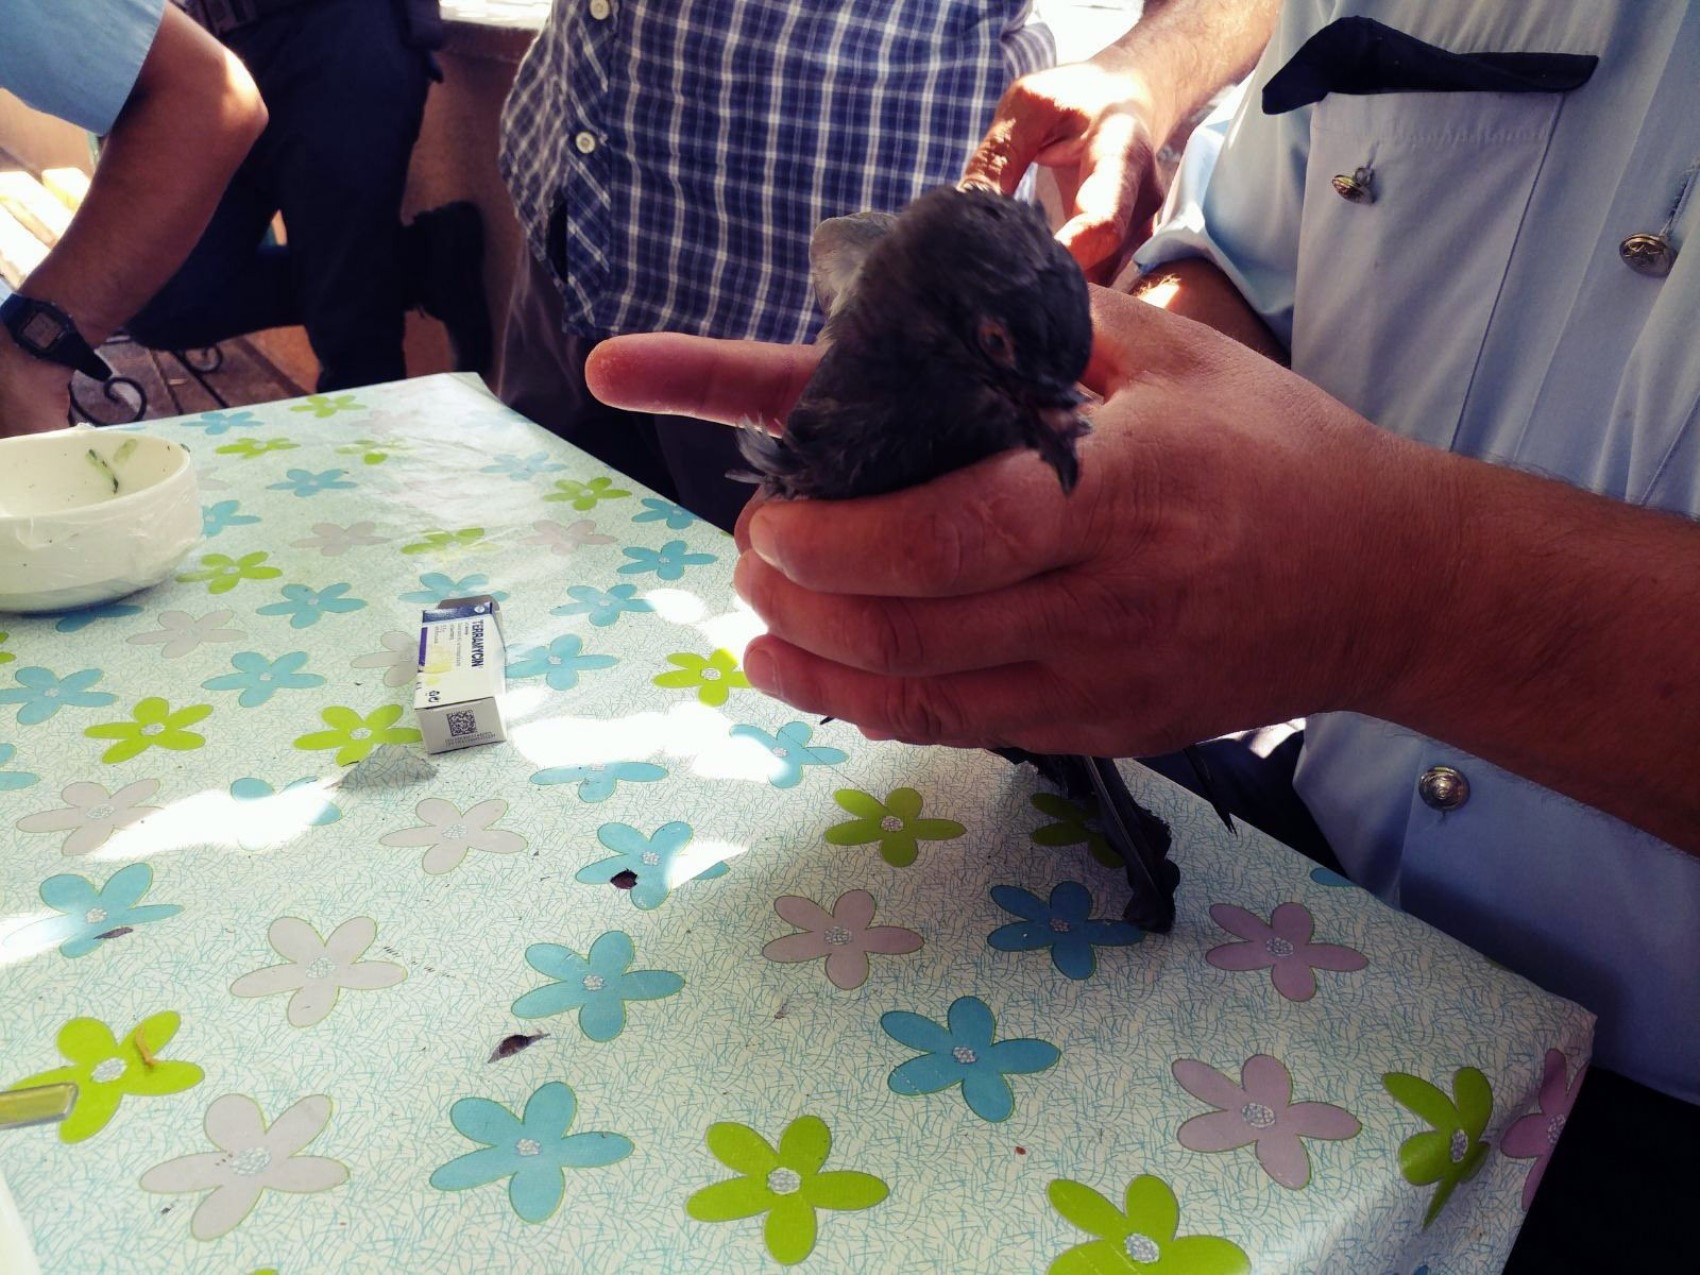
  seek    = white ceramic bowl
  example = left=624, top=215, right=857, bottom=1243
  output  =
left=0, top=427, right=200, bottom=613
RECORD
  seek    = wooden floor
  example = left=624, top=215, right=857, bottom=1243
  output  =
left=1, top=153, right=311, bottom=423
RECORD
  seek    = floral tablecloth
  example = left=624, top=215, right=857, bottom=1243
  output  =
left=0, top=374, right=1593, bottom=1275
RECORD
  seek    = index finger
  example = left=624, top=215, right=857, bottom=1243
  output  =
left=746, top=443, right=1102, bottom=597
left=962, top=81, right=1061, bottom=196
left=585, top=333, right=822, bottom=431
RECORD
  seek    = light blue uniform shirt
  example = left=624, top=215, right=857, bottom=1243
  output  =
left=0, top=0, right=166, bottom=137
left=1139, top=0, right=1700, bottom=1103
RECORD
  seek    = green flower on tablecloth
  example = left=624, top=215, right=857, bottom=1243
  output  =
left=213, top=437, right=299, bottom=459
left=289, top=393, right=364, bottom=418
left=1030, top=791, right=1122, bottom=869
left=0, top=743, right=40, bottom=791
left=84, top=697, right=212, bottom=764
left=544, top=475, right=631, bottom=510
left=1384, top=1067, right=1494, bottom=1227
left=825, top=788, right=965, bottom=867
left=429, top=1082, right=633, bottom=1224
left=653, top=649, right=749, bottom=706
left=401, top=526, right=487, bottom=556
left=686, top=1116, right=888, bottom=1265
left=176, top=551, right=285, bottom=594
left=0, top=631, right=12, bottom=664
left=335, top=437, right=407, bottom=464
left=7, top=1011, right=204, bottom=1143
left=1046, top=1175, right=1251, bottom=1274
left=293, top=704, right=420, bottom=765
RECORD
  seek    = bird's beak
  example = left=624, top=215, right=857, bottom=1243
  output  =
left=1026, top=384, right=1089, bottom=441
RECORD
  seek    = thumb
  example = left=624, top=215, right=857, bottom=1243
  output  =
left=963, top=80, right=1064, bottom=196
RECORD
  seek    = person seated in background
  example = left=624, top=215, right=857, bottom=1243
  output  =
left=584, top=4, right=1700, bottom=1267
left=124, top=0, right=491, bottom=393
left=493, top=0, right=1276, bottom=532
left=0, top=0, right=266, bottom=435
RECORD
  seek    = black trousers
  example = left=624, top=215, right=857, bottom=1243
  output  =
left=128, top=0, right=430, bottom=391
left=1145, top=736, right=1699, bottom=1271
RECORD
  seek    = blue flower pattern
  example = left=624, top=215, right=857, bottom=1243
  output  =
left=617, top=540, right=716, bottom=581
left=428, top=1082, right=634, bottom=1223
left=54, top=604, right=142, bottom=633
left=201, top=651, right=326, bottom=707
left=256, top=583, right=367, bottom=629
left=881, top=996, right=1061, bottom=1122
left=182, top=409, right=260, bottom=435
left=550, top=583, right=653, bottom=628
left=201, top=500, right=260, bottom=538
left=985, top=882, right=1142, bottom=979
left=530, top=760, right=667, bottom=802
left=0, top=743, right=39, bottom=791
left=6, top=864, right=181, bottom=958
left=631, top=497, right=698, bottom=530
left=727, top=721, right=848, bottom=788
left=506, top=635, right=619, bottom=690
left=230, top=776, right=341, bottom=827
left=0, top=667, right=117, bottom=725
left=574, top=821, right=729, bottom=909
left=398, top=572, right=510, bottom=605
left=267, top=468, right=357, bottom=498
left=511, top=931, right=684, bottom=1040
left=480, top=452, right=567, bottom=482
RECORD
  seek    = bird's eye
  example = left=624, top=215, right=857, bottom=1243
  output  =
left=976, top=320, right=1015, bottom=367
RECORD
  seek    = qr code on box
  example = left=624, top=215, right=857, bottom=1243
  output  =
left=447, top=710, right=478, bottom=738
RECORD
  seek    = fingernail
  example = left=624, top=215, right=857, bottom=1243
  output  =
left=748, top=512, right=785, bottom=572
left=743, top=644, right=779, bottom=697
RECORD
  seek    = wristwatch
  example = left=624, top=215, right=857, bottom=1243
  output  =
left=0, top=293, right=113, bottom=381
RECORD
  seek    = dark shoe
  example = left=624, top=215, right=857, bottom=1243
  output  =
left=405, top=201, right=493, bottom=376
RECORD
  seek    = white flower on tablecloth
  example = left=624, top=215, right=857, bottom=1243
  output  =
left=140, top=1092, right=348, bottom=1240
left=229, top=916, right=406, bottom=1027
left=290, top=520, right=390, bottom=557
left=519, top=518, right=615, bottom=557
left=351, top=630, right=418, bottom=688
left=379, top=797, right=526, bottom=874
left=15, top=779, right=163, bottom=856
left=126, top=610, right=245, bottom=660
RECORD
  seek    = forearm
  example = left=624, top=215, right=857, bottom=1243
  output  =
left=16, top=5, right=265, bottom=342
left=1099, top=0, right=1281, bottom=144
left=1131, top=256, right=1285, bottom=362
left=1361, top=448, right=1700, bottom=854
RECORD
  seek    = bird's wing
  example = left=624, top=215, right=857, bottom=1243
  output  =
left=809, top=211, right=898, bottom=318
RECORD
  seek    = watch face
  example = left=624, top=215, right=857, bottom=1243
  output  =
left=19, top=309, right=66, bottom=349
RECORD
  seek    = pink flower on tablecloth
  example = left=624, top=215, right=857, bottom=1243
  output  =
left=1172, top=1054, right=1360, bottom=1189
left=15, top=779, right=163, bottom=856
left=1205, top=902, right=1367, bottom=1002
left=520, top=518, right=615, bottom=557
left=1500, top=1049, right=1587, bottom=1210
left=378, top=797, right=526, bottom=874
left=761, top=890, right=922, bottom=990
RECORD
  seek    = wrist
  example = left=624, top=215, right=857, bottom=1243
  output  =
left=0, top=325, right=75, bottom=435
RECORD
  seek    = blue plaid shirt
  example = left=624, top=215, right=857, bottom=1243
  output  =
left=500, top=0, right=1053, bottom=344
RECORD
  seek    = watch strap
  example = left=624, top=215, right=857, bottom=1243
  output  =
left=0, top=293, right=113, bottom=382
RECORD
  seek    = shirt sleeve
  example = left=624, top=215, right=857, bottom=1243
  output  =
left=1134, top=0, right=1330, bottom=350
left=0, top=0, right=169, bottom=137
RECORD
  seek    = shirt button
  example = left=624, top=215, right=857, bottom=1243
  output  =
left=1619, top=232, right=1675, bottom=277
left=1417, top=765, right=1470, bottom=812
left=574, top=131, right=598, bottom=155
left=588, top=0, right=612, bottom=19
